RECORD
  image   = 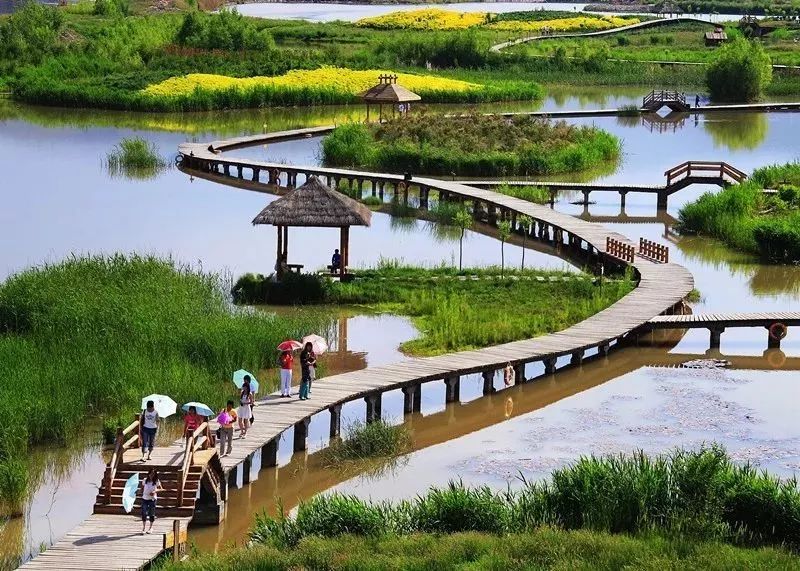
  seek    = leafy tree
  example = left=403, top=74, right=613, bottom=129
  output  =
left=518, top=215, right=533, bottom=270
left=706, top=38, right=772, bottom=102
left=498, top=219, right=512, bottom=277
left=176, top=9, right=274, bottom=51
left=453, top=208, right=473, bottom=271
left=0, top=0, right=63, bottom=66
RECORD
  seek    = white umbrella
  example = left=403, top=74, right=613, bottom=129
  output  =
left=122, top=473, right=139, bottom=513
left=141, top=394, right=177, bottom=418
left=181, top=402, right=214, bottom=417
left=302, top=334, right=328, bottom=355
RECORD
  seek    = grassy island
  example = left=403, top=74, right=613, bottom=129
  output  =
left=0, top=255, right=326, bottom=517
left=160, top=447, right=800, bottom=570
left=679, top=163, right=800, bottom=263
left=234, top=264, right=633, bottom=357
left=322, top=114, right=621, bottom=177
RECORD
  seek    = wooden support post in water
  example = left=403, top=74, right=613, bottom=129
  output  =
left=444, top=376, right=460, bottom=403
left=252, top=168, right=259, bottom=182
left=482, top=370, right=495, bottom=395
left=419, top=186, right=429, bottom=209
left=599, top=342, right=610, bottom=357
left=261, top=439, right=278, bottom=468
left=582, top=190, right=590, bottom=205
left=365, top=393, right=382, bottom=423
left=513, top=364, right=525, bottom=385
left=767, top=326, right=782, bottom=349
left=571, top=349, right=584, bottom=366
left=293, top=418, right=310, bottom=452
left=709, top=327, right=724, bottom=349
left=544, top=357, right=557, bottom=375
left=329, top=404, right=342, bottom=439
left=402, top=385, right=420, bottom=414
left=657, top=191, right=668, bottom=210
left=242, top=454, right=252, bottom=485
left=223, top=164, right=230, bottom=176
left=619, top=191, right=628, bottom=209
left=237, top=165, right=243, bottom=179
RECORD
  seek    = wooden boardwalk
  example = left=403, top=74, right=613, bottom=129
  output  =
left=20, top=129, right=695, bottom=570
left=646, top=312, right=800, bottom=349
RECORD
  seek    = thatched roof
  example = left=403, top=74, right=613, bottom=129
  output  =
left=252, top=176, right=372, bottom=228
left=358, top=74, right=421, bottom=104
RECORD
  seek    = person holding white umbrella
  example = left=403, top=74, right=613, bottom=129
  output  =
left=139, top=394, right=177, bottom=462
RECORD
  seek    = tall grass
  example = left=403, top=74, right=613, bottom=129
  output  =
left=322, top=114, right=621, bottom=177
left=105, top=137, right=168, bottom=179
left=246, top=447, right=800, bottom=553
left=158, top=529, right=800, bottom=570
left=679, top=163, right=800, bottom=263
left=0, top=255, right=328, bottom=515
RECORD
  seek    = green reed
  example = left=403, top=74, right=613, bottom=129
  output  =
left=0, top=254, right=328, bottom=515
left=243, top=447, right=800, bottom=554
left=105, top=136, right=168, bottom=179
left=319, top=420, right=411, bottom=467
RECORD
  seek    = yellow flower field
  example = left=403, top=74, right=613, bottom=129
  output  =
left=356, top=9, right=487, bottom=31
left=142, top=67, right=482, bottom=98
left=487, top=16, right=638, bottom=33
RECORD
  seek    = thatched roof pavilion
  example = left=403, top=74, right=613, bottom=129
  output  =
left=252, top=175, right=371, bottom=277
left=358, top=74, right=421, bottom=122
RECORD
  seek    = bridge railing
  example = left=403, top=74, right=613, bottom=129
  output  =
left=643, top=90, right=686, bottom=108
left=177, top=421, right=212, bottom=507
left=638, top=237, right=669, bottom=263
left=103, top=416, right=141, bottom=504
left=606, top=236, right=635, bottom=263
left=665, top=161, right=747, bottom=186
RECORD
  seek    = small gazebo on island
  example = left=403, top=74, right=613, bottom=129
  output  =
left=358, top=74, right=421, bottom=122
left=252, top=175, right=372, bottom=280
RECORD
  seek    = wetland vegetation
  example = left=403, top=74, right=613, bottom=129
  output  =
left=322, top=114, right=621, bottom=177
left=160, top=447, right=800, bottom=569
left=679, top=162, right=800, bottom=263
left=234, top=262, right=633, bottom=356
left=0, top=255, right=326, bottom=516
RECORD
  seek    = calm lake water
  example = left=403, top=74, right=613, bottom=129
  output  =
left=3, top=87, right=800, bottom=563
left=236, top=2, right=740, bottom=23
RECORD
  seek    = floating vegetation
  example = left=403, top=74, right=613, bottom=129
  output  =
left=105, top=137, right=169, bottom=180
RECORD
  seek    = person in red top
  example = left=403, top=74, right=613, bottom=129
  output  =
left=183, top=406, right=202, bottom=436
left=279, top=350, right=293, bottom=397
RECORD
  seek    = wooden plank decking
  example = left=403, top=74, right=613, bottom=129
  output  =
left=648, top=312, right=800, bottom=328
left=19, top=130, right=695, bottom=570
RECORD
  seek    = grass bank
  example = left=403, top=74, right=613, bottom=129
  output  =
left=235, top=263, right=633, bottom=356
left=679, top=162, right=800, bottom=263
left=158, top=447, right=800, bottom=570
left=322, top=114, right=621, bottom=177
left=159, top=529, right=799, bottom=570
left=0, top=254, right=327, bottom=516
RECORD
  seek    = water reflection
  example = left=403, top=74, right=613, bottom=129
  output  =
left=704, top=112, right=769, bottom=151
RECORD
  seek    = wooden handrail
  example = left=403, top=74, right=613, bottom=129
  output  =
left=178, top=420, right=209, bottom=506
left=122, top=419, right=140, bottom=437
left=104, top=426, right=124, bottom=504
left=665, top=161, right=747, bottom=186
left=123, top=434, right=139, bottom=449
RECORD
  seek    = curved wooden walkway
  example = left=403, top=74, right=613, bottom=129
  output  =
left=491, top=16, right=716, bottom=52
left=20, top=128, right=694, bottom=570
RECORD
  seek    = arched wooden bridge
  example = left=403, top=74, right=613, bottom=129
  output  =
left=22, top=127, right=699, bottom=569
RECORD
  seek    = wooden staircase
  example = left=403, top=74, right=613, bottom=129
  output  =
left=93, top=416, right=224, bottom=520
left=94, top=466, right=201, bottom=517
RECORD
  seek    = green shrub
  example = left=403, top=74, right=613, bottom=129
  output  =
left=231, top=272, right=331, bottom=305
left=93, top=0, right=130, bottom=17
left=0, top=0, right=63, bottom=66
left=706, top=38, right=772, bottom=102
left=412, top=482, right=510, bottom=534
left=176, top=9, right=275, bottom=51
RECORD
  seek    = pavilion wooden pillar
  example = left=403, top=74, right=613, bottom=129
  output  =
left=339, top=226, right=350, bottom=274
left=276, top=224, right=283, bottom=268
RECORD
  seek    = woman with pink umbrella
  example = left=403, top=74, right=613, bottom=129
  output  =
left=277, top=340, right=301, bottom=397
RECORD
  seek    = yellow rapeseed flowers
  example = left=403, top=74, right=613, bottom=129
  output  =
left=487, top=16, right=638, bottom=33
left=356, top=9, right=487, bottom=31
left=142, top=67, right=482, bottom=98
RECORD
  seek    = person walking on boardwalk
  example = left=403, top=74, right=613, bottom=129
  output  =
left=299, top=342, right=316, bottom=400
left=238, top=379, right=254, bottom=438
left=183, top=405, right=202, bottom=437
left=140, top=468, right=162, bottom=535
left=279, top=350, right=293, bottom=397
left=141, top=400, right=159, bottom=462
left=217, top=400, right=237, bottom=457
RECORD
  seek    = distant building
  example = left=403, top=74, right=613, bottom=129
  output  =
left=704, top=27, right=728, bottom=47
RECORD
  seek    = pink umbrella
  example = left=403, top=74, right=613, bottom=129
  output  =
left=277, top=340, right=303, bottom=352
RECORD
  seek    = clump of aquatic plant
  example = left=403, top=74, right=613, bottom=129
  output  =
left=105, top=137, right=168, bottom=179
left=320, top=420, right=411, bottom=467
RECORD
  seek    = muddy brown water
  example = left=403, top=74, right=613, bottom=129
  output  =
left=4, top=90, right=800, bottom=564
